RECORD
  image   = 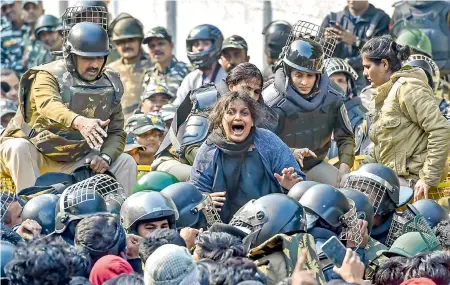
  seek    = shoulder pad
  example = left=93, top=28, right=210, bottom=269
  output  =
left=263, top=78, right=275, bottom=90
left=103, top=68, right=124, bottom=102
left=262, top=82, right=284, bottom=108
left=180, top=114, right=210, bottom=148
left=190, top=84, right=219, bottom=111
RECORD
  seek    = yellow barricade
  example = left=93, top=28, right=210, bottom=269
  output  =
left=137, top=165, right=151, bottom=180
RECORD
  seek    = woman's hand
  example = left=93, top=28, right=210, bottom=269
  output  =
left=293, top=148, right=317, bottom=168
left=209, top=192, right=226, bottom=211
left=275, top=167, right=303, bottom=190
left=414, top=179, right=431, bottom=201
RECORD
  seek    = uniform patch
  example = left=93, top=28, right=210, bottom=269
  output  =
left=340, top=104, right=353, bottom=134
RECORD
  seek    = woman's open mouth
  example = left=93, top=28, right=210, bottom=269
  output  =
left=231, top=122, right=245, bottom=136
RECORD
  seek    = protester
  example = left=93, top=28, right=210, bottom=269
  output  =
left=89, top=255, right=134, bottom=285
left=138, top=229, right=186, bottom=264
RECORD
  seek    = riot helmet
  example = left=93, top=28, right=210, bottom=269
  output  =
left=186, top=24, right=224, bottom=69
left=104, top=193, right=126, bottom=216
left=34, top=14, right=60, bottom=38
left=283, top=39, right=325, bottom=74
left=133, top=171, right=179, bottom=193
left=110, top=13, right=144, bottom=42
left=395, top=27, right=432, bottom=57
left=287, top=181, right=320, bottom=201
left=262, top=20, right=292, bottom=60
left=409, top=199, right=449, bottom=228
left=161, top=182, right=221, bottom=229
left=324, top=57, right=359, bottom=97
left=120, top=191, right=179, bottom=235
left=0, top=241, right=15, bottom=281
left=404, top=54, right=440, bottom=91
left=383, top=231, right=441, bottom=258
left=340, top=188, right=375, bottom=233
left=22, top=194, right=59, bottom=235
left=299, top=184, right=362, bottom=248
left=344, top=163, right=400, bottom=216
left=229, top=193, right=306, bottom=249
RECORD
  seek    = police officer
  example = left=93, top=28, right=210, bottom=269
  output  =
left=262, top=21, right=355, bottom=186
left=0, top=19, right=137, bottom=194
left=21, top=0, right=54, bottom=69
left=107, top=13, right=152, bottom=120
left=409, top=199, right=449, bottom=229
left=325, top=57, right=368, bottom=158
left=230, top=193, right=325, bottom=285
left=140, top=84, right=173, bottom=114
left=34, top=14, right=63, bottom=52
left=322, top=0, right=390, bottom=91
left=142, top=26, right=189, bottom=98
left=262, top=20, right=292, bottom=81
left=382, top=231, right=441, bottom=259
left=299, top=184, right=366, bottom=281
left=220, top=35, right=250, bottom=73
left=120, top=191, right=179, bottom=238
left=1, top=0, right=29, bottom=75
left=173, top=24, right=226, bottom=106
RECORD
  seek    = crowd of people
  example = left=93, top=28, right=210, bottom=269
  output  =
left=1, top=0, right=450, bottom=284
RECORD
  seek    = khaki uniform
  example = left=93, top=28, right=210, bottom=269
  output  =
left=249, top=233, right=325, bottom=285
left=107, top=54, right=153, bottom=120
left=364, top=67, right=450, bottom=186
left=0, top=59, right=137, bottom=194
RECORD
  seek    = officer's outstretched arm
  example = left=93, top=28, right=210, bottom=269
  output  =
left=334, top=103, right=355, bottom=168
left=100, top=102, right=126, bottom=163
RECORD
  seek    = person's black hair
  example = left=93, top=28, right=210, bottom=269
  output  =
left=69, top=276, right=92, bottom=285
left=103, top=273, right=145, bottom=285
left=225, top=62, right=263, bottom=89
left=138, top=228, right=186, bottom=263
left=197, top=258, right=219, bottom=285
left=69, top=246, right=92, bottom=278
left=195, top=232, right=246, bottom=263
left=404, top=251, right=450, bottom=285
left=74, top=213, right=125, bottom=263
left=1, top=223, right=23, bottom=245
left=373, top=256, right=408, bottom=285
left=435, top=220, right=450, bottom=251
left=360, top=35, right=411, bottom=73
left=209, top=257, right=265, bottom=285
left=4, top=237, right=72, bottom=285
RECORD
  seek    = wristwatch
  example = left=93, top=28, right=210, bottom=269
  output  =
left=100, top=153, right=112, bottom=165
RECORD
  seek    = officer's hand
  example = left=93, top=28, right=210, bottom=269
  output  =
left=72, top=115, right=110, bottom=149
left=337, top=163, right=351, bottom=187
left=86, top=155, right=110, bottom=174
left=275, top=167, right=303, bottom=190
left=180, top=227, right=202, bottom=249
left=126, top=234, right=143, bottom=259
left=293, top=148, right=317, bottom=168
left=414, top=179, right=431, bottom=201
left=209, top=192, right=226, bottom=211
left=327, top=24, right=356, bottom=46
left=290, top=249, right=317, bottom=285
left=16, top=219, right=42, bottom=240
left=333, top=248, right=365, bottom=285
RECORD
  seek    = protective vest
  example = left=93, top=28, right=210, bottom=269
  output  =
left=394, top=1, right=450, bottom=73
left=263, top=69, right=346, bottom=169
left=2, top=59, right=123, bottom=162
left=249, top=233, right=326, bottom=285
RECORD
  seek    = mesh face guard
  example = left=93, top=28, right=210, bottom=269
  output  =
left=407, top=54, right=441, bottom=87
left=324, top=58, right=359, bottom=81
left=63, top=174, right=121, bottom=210
left=1, top=191, right=16, bottom=220
left=229, top=201, right=268, bottom=234
left=339, top=199, right=363, bottom=249
left=192, top=194, right=222, bottom=228
left=385, top=211, right=435, bottom=247
left=284, top=21, right=337, bottom=62
left=61, top=6, right=108, bottom=43
left=344, top=171, right=395, bottom=214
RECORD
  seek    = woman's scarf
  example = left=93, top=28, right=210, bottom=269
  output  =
left=206, top=127, right=256, bottom=156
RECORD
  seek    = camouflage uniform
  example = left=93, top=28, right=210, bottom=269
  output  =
left=22, top=33, right=55, bottom=69
left=142, top=56, right=189, bottom=98
left=108, top=54, right=153, bottom=120
left=0, top=22, right=30, bottom=75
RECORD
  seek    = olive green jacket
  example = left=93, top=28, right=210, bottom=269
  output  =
left=365, top=66, right=450, bottom=186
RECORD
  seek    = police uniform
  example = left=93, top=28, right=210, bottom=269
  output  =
left=0, top=22, right=137, bottom=195
left=22, top=35, right=55, bottom=69
left=108, top=54, right=153, bottom=120
left=0, top=22, right=29, bottom=75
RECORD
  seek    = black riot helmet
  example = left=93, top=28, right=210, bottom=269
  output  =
left=120, top=191, right=179, bottom=235
left=324, top=57, right=359, bottom=97
left=287, top=181, right=320, bottom=201
left=186, top=24, right=224, bottom=69
left=409, top=199, right=449, bottom=228
left=22, top=194, right=59, bottom=235
left=54, top=177, right=109, bottom=244
left=110, top=13, right=144, bottom=42
left=283, top=39, right=325, bottom=74
left=262, top=20, right=292, bottom=60
left=161, top=182, right=221, bottom=229
left=340, top=188, right=375, bottom=233
left=300, top=184, right=362, bottom=248
left=34, top=14, right=61, bottom=38
left=344, top=163, right=400, bottom=216
left=104, top=193, right=126, bottom=216
left=229, top=193, right=306, bottom=249
left=1, top=241, right=15, bottom=281
left=63, top=22, right=110, bottom=80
